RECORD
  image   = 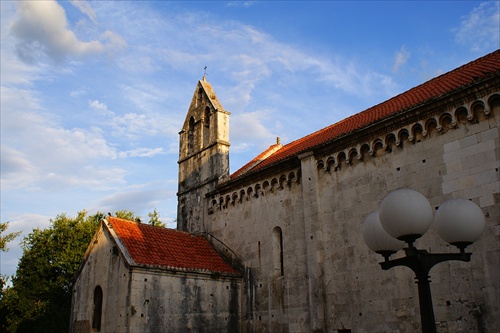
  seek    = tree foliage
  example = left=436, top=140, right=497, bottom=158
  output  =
left=0, top=211, right=103, bottom=333
left=114, top=209, right=138, bottom=221
left=148, top=208, right=166, bottom=227
left=0, top=222, right=21, bottom=253
left=0, top=208, right=159, bottom=332
left=0, top=221, right=22, bottom=332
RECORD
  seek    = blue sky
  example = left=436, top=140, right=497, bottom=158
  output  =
left=1, top=0, right=499, bottom=278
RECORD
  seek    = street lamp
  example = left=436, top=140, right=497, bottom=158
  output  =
left=362, top=189, right=485, bottom=333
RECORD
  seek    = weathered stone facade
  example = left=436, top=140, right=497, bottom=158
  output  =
left=177, top=76, right=231, bottom=233
left=70, top=218, right=240, bottom=333
left=181, top=51, right=500, bottom=332
left=72, top=51, right=499, bottom=333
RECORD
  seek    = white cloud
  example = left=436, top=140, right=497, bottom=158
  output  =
left=93, top=187, right=174, bottom=216
left=121, top=83, right=168, bottom=112
left=118, top=147, right=165, bottom=159
left=89, top=99, right=112, bottom=116
left=392, top=46, right=410, bottom=73
left=0, top=146, right=38, bottom=190
left=231, top=109, right=279, bottom=152
left=454, top=1, right=500, bottom=52
left=39, top=165, right=127, bottom=191
left=313, top=56, right=399, bottom=97
left=111, top=112, right=157, bottom=139
left=1, top=85, right=125, bottom=190
left=9, top=0, right=125, bottom=63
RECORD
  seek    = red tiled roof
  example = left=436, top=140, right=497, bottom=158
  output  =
left=231, top=142, right=282, bottom=179
left=231, top=50, right=500, bottom=178
left=106, top=217, right=239, bottom=275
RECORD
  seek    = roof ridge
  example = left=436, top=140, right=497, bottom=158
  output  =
left=228, top=49, right=500, bottom=179
left=199, top=79, right=225, bottom=111
left=107, top=216, right=192, bottom=234
left=231, top=141, right=283, bottom=179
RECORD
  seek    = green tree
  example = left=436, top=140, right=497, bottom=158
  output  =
left=1, top=211, right=104, bottom=333
left=0, top=221, right=21, bottom=252
left=114, top=209, right=138, bottom=221
left=148, top=208, right=165, bottom=227
left=0, top=221, right=22, bottom=332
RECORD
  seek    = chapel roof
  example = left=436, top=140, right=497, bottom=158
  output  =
left=106, top=216, right=239, bottom=275
left=230, top=49, right=500, bottom=179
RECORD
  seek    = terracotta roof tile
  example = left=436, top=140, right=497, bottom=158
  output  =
left=107, top=217, right=238, bottom=275
left=231, top=50, right=500, bottom=178
left=231, top=141, right=283, bottom=179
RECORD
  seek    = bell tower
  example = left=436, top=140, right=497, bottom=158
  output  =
left=177, top=76, right=230, bottom=232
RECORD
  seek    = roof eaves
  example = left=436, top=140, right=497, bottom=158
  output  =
left=132, top=263, right=241, bottom=276
left=104, top=218, right=136, bottom=266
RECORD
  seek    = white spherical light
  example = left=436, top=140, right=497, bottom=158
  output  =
left=362, top=211, right=405, bottom=254
left=434, top=198, right=485, bottom=248
left=379, top=189, right=433, bottom=242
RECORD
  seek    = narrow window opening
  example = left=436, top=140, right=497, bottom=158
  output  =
left=197, top=88, right=203, bottom=105
left=188, top=117, right=195, bottom=154
left=258, top=241, right=261, bottom=263
left=92, top=286, right=103, bottom=331
left=204, top=107, right=211, bottom=127
left=272, top=227, right=284, bottom=276
left=203, top=107, right=211, bottom=147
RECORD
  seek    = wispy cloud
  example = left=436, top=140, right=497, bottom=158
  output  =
left=231, top=109, right=280, bottom=152
left=70, top=0, right=97, bottom=24
left=312, top=56, right=398, bottom=97
left=109, top=6, right=398, bottom=106
left=93, top=186, right=175, bottom=217
left=118, top=148, right=165, bottom=159
left=454, top=1, right=500, bottom=52
left=227, top=1, right=256, bottom=8
left=1, top=85, right=125, bottom=191
left=392, top=46, right=411, bottom=73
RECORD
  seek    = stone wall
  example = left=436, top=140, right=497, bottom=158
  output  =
left=206, top=88, right=499, bottom=332
left=71, top=223, right=241, bottom=333
left=70, top=224, right=130, bottom=333
left=126, top=270, right=240, bottom=333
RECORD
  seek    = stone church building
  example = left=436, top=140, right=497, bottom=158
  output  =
left=71, top=50, right=500, bottom=332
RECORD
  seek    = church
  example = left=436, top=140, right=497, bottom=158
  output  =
left=70, top=50, right=500, bottom=333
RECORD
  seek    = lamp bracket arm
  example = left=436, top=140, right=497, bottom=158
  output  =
left=379, top=249, right=472, bottom=279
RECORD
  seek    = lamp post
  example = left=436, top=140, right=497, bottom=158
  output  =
left=362, top=189, right=485, bottom=333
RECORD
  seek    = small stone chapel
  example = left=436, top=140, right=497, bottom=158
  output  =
left=71, top=50, right=500, bottom=333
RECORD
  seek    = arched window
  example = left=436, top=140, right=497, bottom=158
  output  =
left=92, top=286, right=103, bottom=331
left=272, top=227, right=284, bottom=276
left=188, top=117, right=195, bottom=154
